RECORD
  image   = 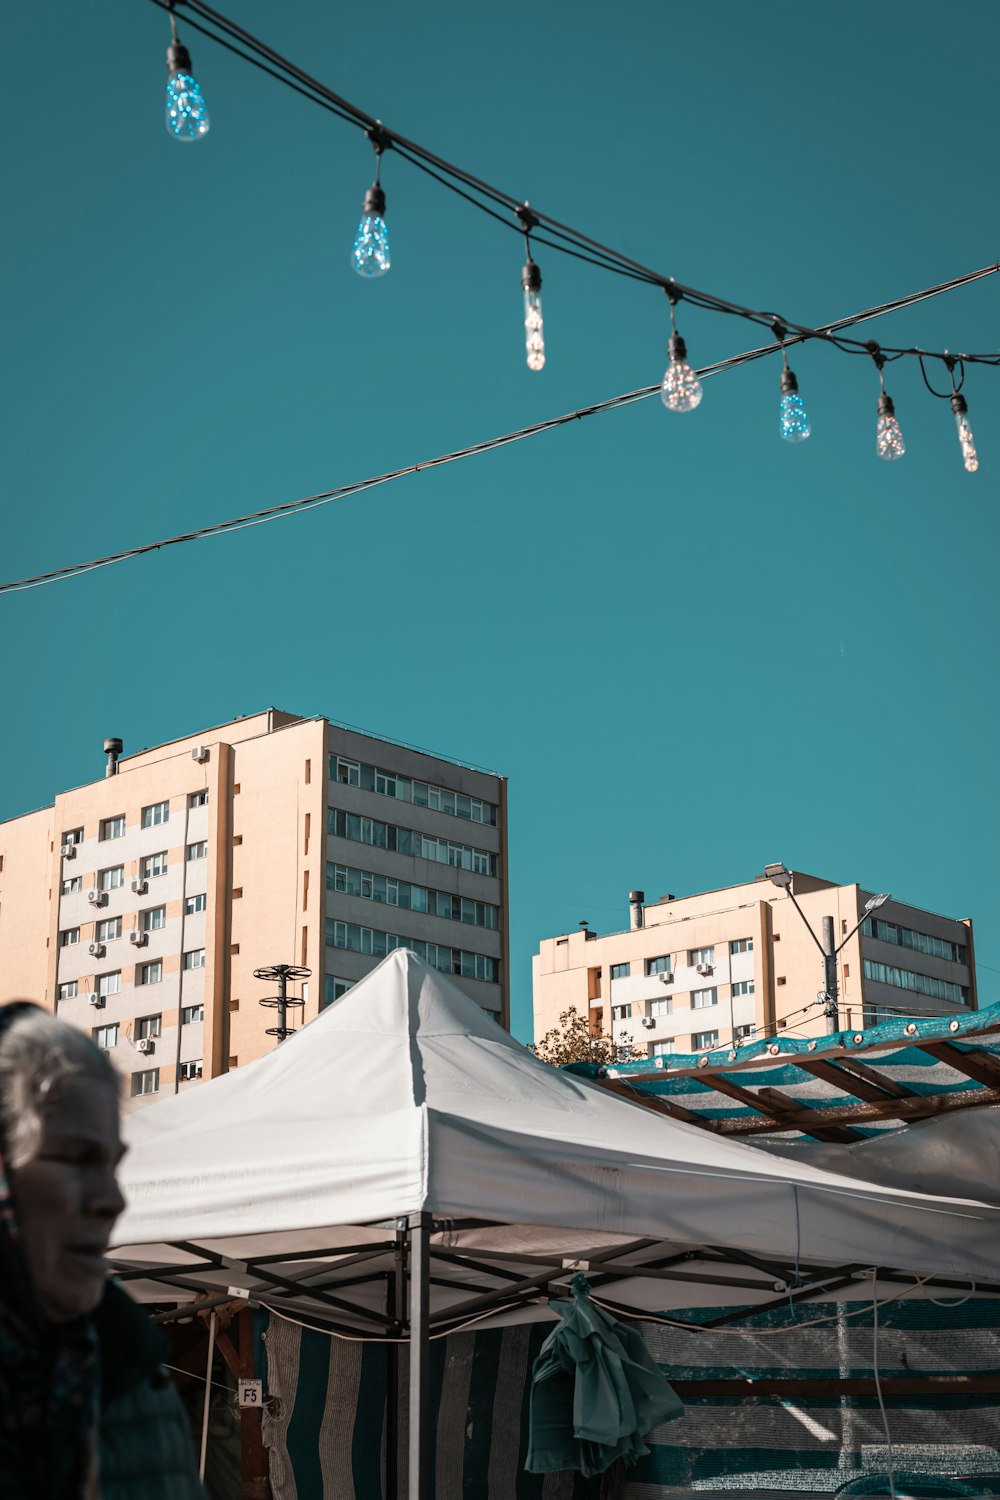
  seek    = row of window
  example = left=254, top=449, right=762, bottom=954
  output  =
left=610, top=980, right=756, bottom=1021
left=328, top=809, right=497, bottom=876
left=57, top=952, right=205, bottom=999
left=326, top=919, right=497, bottom=982
left=60, top=894, right=208, bottom=946
left=862, top=917, right=967, bottom=966
left=326, top=863, right=498, bottom=929
left=610, top=940, right=754, bottom=982
left=62, top=849, right=206, bottom=901
left=131, top=1061, right=205, bottom=1095
left=648, top=1029, right=725, bottom=1056
left=331, top=758, right=496, bottom=825
left=92, top=1008, right=204, bottom=1050
left=862, top=959, right=968, bottom=1005
left=61, top=792, right=209, bottom=848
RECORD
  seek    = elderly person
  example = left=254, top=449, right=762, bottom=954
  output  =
left=0, top=1001, right=204, bottom=1499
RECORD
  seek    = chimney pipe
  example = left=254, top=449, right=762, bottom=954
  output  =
left=104, top=737, right=123, bottom=777
left=629, top=890, right=645, bottom=930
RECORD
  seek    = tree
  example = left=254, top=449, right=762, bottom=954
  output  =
left=529, top=1005, right=640, bottom=1068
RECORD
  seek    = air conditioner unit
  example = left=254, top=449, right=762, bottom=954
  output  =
left=87, top=992, right=103, bottom=1008
left=131, top=877, right=147, bottom=895
left=60, top=842, right=77, bottom=858
left=657, top=971, right=674, bottom=985
left=640, top=1016, right=656, bottom=1029
left=129, top=930, right=147, bottom=947
left=696, top=962, right=714, bottom=976
left=86, top=888, right=106, bottom=907
left=191, top=745, right=209, bottom=764
left=136, top=1037, right=155, bottom=1055
left=88, top=941, right=106, bottom=958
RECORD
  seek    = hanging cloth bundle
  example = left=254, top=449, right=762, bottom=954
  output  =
left=526, top=1274, right=683, bottom=1477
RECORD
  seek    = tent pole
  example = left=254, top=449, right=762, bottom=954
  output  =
left=385, top=1225, right=405, bottom=1500
left=199, top=1308, right=217, bottom=1481
left=407, top=1212, right=432, bottom=1500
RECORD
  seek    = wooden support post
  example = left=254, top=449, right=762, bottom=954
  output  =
left=238, top=1307, right=271, bottom=1500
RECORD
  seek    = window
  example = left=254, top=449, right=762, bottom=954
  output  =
left=730, top=938, right=754, bottom=954
left=96, top=971, right=121, bottom=998
left=142, top=851, right=168, bottom=880
left=862, top=917, right=966, bottom=966
left=612, top=1004, right=632, bottom=1020
left=98, top=865, right=124, bottom=892
left=645, top=955, right=673, bottom=976
left=692, top=987, right=718, bottom=1009
left=93, top=1023, right=119, bottom=1049
left=61, top=875, right=83, bottom=895
left=863, top=1007, right=898, bottom=1026
left=734, top=1024, right=755, bottom=1040
left=650, top=997, right=672, bottom=1017
left=862, top=959, right=968, bottom=1006
left=185, top=893, right=207, bottom=916
left=692, top=1030, right=719, bottom=1052
left=610, top=963, right=631, bottom=981
left=325, top=863, right=498, bottom=928
left=691, top=946, right=715, bottom=967
left=62, top=827, right=84, bottom=847
left=178, top=1060, right=203, bottom=1081
left=330, top=756, right=497, bottom=825
left=95, top=917, right=121, bottom=943
left=186, top=842, right=208, bottom=862
left=132, top=1069, right=159, bottom=1097
left=142, top=906, right=166, bottom=932
left=731, top=979, right=755, bottom=997
left=325, top=921, right=497, bottom=982
left=323, top=976, right=354, bottom=1008
left=60, top=927, right=80, bottom=947
left=652, top=1040, right=675, bottom=1057
left=181, top=1004, right=204, bottom=1024
left=57, top=980, right=78, bottom=1000
left=141, top=800, right=169, bottom=829
left=188, top=790, right=209, bottom=808
left=100, top=816, right=125, bottom=841
left=137, top=961, right=162, bottom=986
left=328, top=809, right=497, bottom=876
left=183, top=949, right=206, bottom=970
left=136, top=1014, right=161, bottom=1040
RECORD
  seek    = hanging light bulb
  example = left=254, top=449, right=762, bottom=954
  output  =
left=661, top=294, right=702, bottom=413
left=951, top=393, right=979, bottom=473
left=779, top=366, right=811, bottom=443
left=165, top=8, right=209, bottom=143
left=353, top=129, right=391, bottom=278
left=521, top=258, right=545, bottom=371
left=876, top=393, right=905, bottom=461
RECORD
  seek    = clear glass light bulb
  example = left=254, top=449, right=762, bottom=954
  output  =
left=779, top=371, right=810, bottom=443
left=353, top=184, right=390, bottom=278
left=661, top=334, right=702, bottom=413
left=955, top=410, right=979, bottom=473
left=876, top=394, right=905, bottom=461
left=165, top=45, right=209, bottom=142
left=524, top=287, right=545, bottom=371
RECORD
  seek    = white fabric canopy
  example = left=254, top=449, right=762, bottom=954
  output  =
left=111, top=952, right=1000, bottom=1324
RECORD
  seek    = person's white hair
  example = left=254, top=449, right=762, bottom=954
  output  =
left=0, top=1005, right=118, bottom=1169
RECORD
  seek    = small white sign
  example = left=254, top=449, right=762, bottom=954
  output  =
left=238, top=1379, right=263, bottom=1408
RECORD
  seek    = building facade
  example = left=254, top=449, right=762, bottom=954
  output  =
left=533, top=871, right=976, bottom=1059
left=0, top=709, right=508, bottom=1105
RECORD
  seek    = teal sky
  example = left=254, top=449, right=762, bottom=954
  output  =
left=4, top=1, right=998, bottom=1038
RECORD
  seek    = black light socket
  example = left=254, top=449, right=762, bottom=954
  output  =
left=362, top=184, right=386, bottom=217
left=780, top=368, right=799, bottom=396
left=877, top=393, right=896, bottom=418
left=668, top=332, right=687, bottom=362
left=950, top=393, right=968, bottom=417
left=167, top=41, right=192, bottom=75
left=521, top=258, right=542, bottom=293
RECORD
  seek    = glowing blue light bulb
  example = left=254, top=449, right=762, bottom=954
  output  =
left=779, top=369, right=811, bottom=443
left=166, top=42, right=210, bottom=143
left=353, top=183, right=390, bottom=278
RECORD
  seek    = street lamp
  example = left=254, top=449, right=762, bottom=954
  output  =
left=765, top=864, right=890, bottom=1031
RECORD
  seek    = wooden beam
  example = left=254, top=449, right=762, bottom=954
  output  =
left=601, top=1077, right=715, bottom=1128
left=756, top=1086, right=863, bottom=1143
left=920, top=1040, right=1000, bottom=1089
left=238, top=1307, right=271, bottom=1500
left=713, top=1083, right=1000, bottom=1136
left=790, top=1056, right=910, bottom=1104
left=705, top=1075, right=861, bottom=1144
left=815, top=1054, right=916, bottom=1100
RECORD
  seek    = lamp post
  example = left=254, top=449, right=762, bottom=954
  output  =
left=763, top=864, right=889, bottom=1032
left=254, top=962, right=312, bottom=1044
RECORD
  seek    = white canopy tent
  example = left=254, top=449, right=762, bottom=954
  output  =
left=110, top=952, right=1000, bottom=1498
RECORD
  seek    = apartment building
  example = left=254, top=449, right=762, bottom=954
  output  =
left=0, top=709, right=508, bottom=1105
left=533, top=869, right=976, bottom=1059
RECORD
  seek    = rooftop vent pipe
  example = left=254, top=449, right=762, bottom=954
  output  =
left=104, top=737, right=123, bottom=778
left=629, top=890, right=645, bottom=930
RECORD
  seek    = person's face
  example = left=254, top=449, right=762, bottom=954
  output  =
left=10, top=1072, right=126, bottom=1323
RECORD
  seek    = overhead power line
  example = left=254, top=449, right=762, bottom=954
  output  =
left=1, top=260, right=989, bottom=599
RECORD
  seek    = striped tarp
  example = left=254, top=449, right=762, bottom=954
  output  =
left=258, top=1298, right=1000, bottom=1498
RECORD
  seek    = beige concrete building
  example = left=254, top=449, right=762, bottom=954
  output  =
left=0, top=709, right=508, bottom=1105
left=533, top=870, right=977, bottom=1058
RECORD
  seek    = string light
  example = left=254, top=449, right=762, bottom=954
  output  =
left=661, top=291, right=702, bottom=413
left=352, top=126, right=391, bottom=279
left=165, top=4, right=210, bottom=143
left=774, top=327, right=810, bottom=443
left=951, top=393, right=979, bottom=473
left=868, top=345, right=905, bottom=462
left=518, top=206, right=545, bottom=372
